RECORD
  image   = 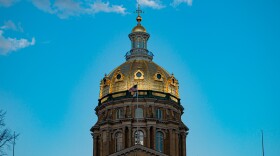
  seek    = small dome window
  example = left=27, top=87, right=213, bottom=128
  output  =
left=136, top=72, right=142, bottom=78
left=116, top=74, right=122, bottom=80
left=134, top=70, right=144, bottom=79
left=172, top=79, right=175, bottom=84
left=154, top=73, right=163, bottom=81
left=156, top=74, right=162, bottom=79
left=103, top=78, right=106, bottom=84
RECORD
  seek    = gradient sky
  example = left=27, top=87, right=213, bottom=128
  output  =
left=1, top=0, right=280, bottom=156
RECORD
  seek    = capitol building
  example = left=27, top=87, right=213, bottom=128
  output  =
left=90, top=6, right=189, bottom=156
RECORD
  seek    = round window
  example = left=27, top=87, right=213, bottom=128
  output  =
left=156, top=74, right=161, bottom=79
left=116, top=74, right=121, bottom=80
left=136, top=72, right=142, bottom=78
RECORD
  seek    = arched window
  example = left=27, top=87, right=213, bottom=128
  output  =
left=134, top=130, right=144, bottom=145
left=156, top=131, right=164, bottom=152
left=135, top=108, right=143, bottom=118
left=115, top=132, right=123, bottom=152
left=156, top=109, right=162, bottom=120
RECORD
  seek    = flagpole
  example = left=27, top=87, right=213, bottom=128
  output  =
left=136, top=83, right=139, bottom=145
left=261, top=130, right=265, bottom=156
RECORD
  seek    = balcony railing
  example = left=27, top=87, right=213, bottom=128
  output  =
left=97, top=90, right=183, bottom=111
left=125, top=49, right=154, bottom=60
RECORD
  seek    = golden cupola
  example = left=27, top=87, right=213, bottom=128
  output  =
left=99, top=6, right=180, bottom=100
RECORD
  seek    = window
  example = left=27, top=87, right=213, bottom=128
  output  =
left=156, top=74, right=162, bottom=79
left=135, top=108, right=143, bottom=118
left=115, top=132, right=123, bottom=152
left=134, top=70, right=144, bottom=79
left=156, top=109, right=162, bottom=120
left=135, top=131, right=144, bottom=145
left=116, top=74, right=121, bottom=80
left=116, top=109, right=123, bottom=119
left=156, top=131, right=163, bottom=152
left=136, top=72, right=142, bottom=78
left=136, top=37, right=144, bottom=48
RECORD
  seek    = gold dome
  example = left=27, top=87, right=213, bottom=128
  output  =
left=99, top=59, right=179, bottom=99
left=132, top=24, right=146, bottom=33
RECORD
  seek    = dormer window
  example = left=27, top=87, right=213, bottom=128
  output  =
left=134, top=70, right=144, bottom=79
left=154, top=73, right=163, bottom=81
left=115, top=72, right=124, bottom=82
left=136, top=72, right=142, bottom=77
left=157, top=74, right=162, bottom=79
left=117, top=74, right=121, bottom=80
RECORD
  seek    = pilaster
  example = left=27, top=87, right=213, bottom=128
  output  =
left=169, top=129, right=175, bottom=156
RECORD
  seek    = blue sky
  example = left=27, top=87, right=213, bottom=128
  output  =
left=1, top=0, right=280, bottom=156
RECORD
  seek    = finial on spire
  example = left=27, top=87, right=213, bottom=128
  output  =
left=135, top=4, right=143, bottom=24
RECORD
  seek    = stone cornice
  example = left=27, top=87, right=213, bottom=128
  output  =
left=108, top=145, right=168, bottom=156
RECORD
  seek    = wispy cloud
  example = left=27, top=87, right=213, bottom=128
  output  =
left=137, top=0, right=165, bottom=9
left=0, top=20, right=23, bottom=32
left=0, top=30, right=35, bottom=55
left=171, top=0, right=192, bottom=7
left=0, top=21, right=35, bottom=55
left=31, top=0, right=127, bottom=19
left=31, top=0, right=55, bottom=14
left=0, top=0, right=18, bottom=7
left=89, top=1, right=126, bottom=14
left=54, top=0, right=84, bottom=18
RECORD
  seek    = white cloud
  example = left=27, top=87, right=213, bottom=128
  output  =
left=53, top=0, right=84, bottom=18
left=31, top=0, right=127, bottom=19
left=171, top=0, right=192, bottom=7
left=0, top=20, right=23, bottom=32
left=31, top=0, right=55, bottom=14
left=89, top=1, right=126, bottom=14
left=31, top=0, right=81, bottom=18
left=137, top=0, right=165, bottom=9
left=0, top=0, right=18, bottom=7
left=0, top=30, right=35, bottom=55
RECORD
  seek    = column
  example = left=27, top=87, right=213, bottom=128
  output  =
left=93, top=134, right=97, bottom=156
left=182, top=133, right=186, bottom=156
left=122, top=127, right=125, bottom=150
left=169, top=129, right=175, bottom=156
left=153, top=127, right=156, bottom=150
left=129, top=127, right=132, bottom=147
left=146, top=126, right=150, bottom=148
left=100, top=132, right=103, bottom=156
left=175, top=132, right=179, bottom=156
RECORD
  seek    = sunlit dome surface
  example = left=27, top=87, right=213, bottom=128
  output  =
left=99, top=59, right=179, bottom=99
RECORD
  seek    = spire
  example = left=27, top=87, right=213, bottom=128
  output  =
left=132, top=4, right=146, bottom=33
left=125, top=4, right=153, bottom=61
left=135, top=4, right=143, bottom=25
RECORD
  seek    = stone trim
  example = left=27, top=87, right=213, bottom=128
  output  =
left=108, top=145, right=168, bottom=156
